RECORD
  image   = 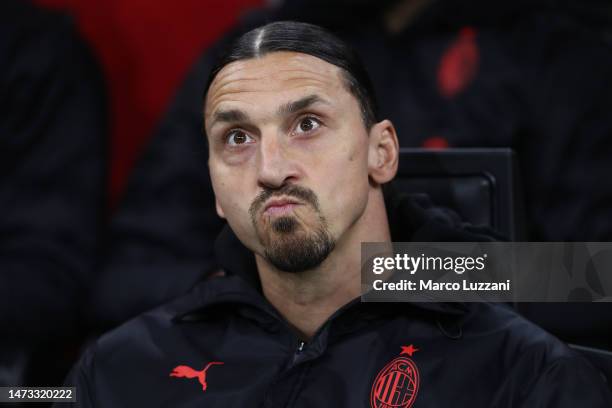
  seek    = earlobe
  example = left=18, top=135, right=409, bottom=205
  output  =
left=368, top=119, right=399, bottom=185
left=215, top=198, right=226, bottom=219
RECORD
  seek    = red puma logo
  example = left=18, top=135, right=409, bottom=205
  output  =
left=170, top=361, right=224, bottom=392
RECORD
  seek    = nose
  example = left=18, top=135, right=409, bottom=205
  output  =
left=256, top=132, right=299, bottom=189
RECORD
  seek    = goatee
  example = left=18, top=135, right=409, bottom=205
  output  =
left=249, top=185, right=335, bottom=272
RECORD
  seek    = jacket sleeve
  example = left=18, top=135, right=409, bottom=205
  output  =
left=523, top=356, right=612, bottom=407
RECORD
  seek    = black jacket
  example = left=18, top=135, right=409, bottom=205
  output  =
left=60, top=195, right=611, bottom=407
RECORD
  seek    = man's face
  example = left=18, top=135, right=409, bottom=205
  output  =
left=205, top=52, right=373, bottom=272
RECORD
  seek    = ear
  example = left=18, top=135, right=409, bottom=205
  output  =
left=367, top=119, right=399, bottom=185
left=215, top=198, right=226, bottom=219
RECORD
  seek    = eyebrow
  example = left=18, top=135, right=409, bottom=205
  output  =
left=210, top=109, right=250, bottom=127
left=208, top=94, right=329, bottom=129
left=277, top=94, right=329, bottom=116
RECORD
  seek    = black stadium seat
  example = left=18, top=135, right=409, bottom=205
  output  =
left=394, top=148, right=525, bottom=240
left=395, top=147, right=611, bottom=390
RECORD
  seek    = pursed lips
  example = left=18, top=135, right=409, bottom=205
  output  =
left=263, top=197, right=302, bottom=216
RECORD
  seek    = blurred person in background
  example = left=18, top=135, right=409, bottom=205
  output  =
left=0, top=0, right=107, bottom=387
left=90, top=0, right=612, bottom=350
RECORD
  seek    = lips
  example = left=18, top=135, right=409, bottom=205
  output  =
left=263, top=197, right=301, bottom=216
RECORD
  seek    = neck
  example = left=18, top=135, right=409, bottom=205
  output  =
left=256, top=190, right=391, bottom=340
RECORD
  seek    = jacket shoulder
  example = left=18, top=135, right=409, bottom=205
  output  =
left=461, top=304, right=611, bottom=405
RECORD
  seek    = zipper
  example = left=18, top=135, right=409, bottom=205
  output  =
left=286, top=298, right=364, bottom=367
left=292, top=340, right=306, bottom=365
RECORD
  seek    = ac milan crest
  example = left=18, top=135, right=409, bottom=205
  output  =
left=370, top=345, right=420, bottom=408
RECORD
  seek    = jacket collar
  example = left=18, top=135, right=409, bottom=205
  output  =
left=175, top=189, right=472, bottom=322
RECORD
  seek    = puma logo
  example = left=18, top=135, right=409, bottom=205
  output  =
left=170, top=361, right=224, bottom=392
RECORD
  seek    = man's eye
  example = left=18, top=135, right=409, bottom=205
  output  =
left=226, top=130, right=254, bottom=146
left=294, top=117, right=321, bottom=134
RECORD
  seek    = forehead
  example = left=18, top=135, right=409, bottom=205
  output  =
left=205, top=52, right=351, bottom=120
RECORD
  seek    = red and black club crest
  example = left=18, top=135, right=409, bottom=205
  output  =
left=370, top=345, right=420, bottom=408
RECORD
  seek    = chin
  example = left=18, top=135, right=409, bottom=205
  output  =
left=263, top=225, right=336, bottom=273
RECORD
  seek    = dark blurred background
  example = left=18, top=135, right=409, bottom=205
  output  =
left=2, top=0, right=612, bottom=399
left=33, top=0, right=264, bottom=204
left=29, top=0, right=612, bottom=205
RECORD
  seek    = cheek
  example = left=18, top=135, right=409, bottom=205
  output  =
left=317, top=143, right=370, bottom=226
left=211, top=169, right=262, bottom=250
left=210, top=164, right=252, bottom=223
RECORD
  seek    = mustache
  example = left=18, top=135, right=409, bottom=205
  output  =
left=249, top=184, right=320, bottom=219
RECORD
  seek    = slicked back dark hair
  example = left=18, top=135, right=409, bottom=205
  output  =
left=204, top=21, right=379, bottom=129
